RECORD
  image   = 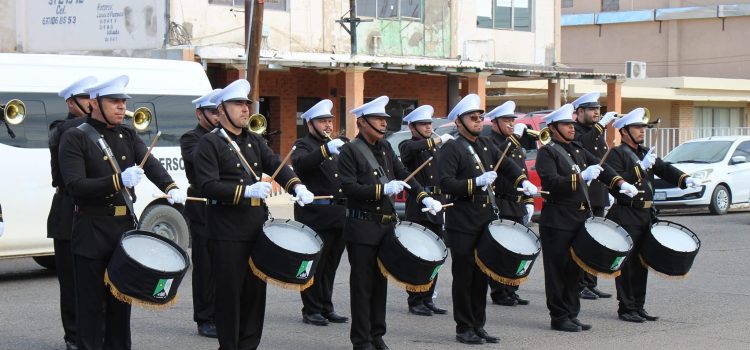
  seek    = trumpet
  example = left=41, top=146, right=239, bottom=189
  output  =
left=1, top=99, right=27, bottom=125
left=526, top=127, right=552, bottom=145
left=248, top=113, right=267, bottom=134
left=125, top=107, right=153, bottom=131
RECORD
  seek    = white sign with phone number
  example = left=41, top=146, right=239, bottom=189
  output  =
left=23, top=0, right=165, bottom=52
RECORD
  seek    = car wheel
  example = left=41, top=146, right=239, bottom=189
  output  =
left=709, top=185, right=730, bottom=215
left=139, top=205, right=190, bottom=251
left=33, top=255, right=56, bottom=270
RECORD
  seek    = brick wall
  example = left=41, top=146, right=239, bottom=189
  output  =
left=670, top=101, right=694, bottom=128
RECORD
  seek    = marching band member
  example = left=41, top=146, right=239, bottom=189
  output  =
left=193, top=79, right=314, bottom=350
left=58, top=75, right=186, bottom=350
left=293, top=99, right=349, bottom=326
left=535, top=104, right=638, bottom=333
left=0, top=202, right=4, bottom=238
left=572, top=92, right=615, bottom=301
left=606, top=108, right=698, bottom=323
left=398, top=105, right=451, bottom=317
left=180, top=89, right=222, bottom=338
left=440, top=94, right=536, bottom=344
left=484, top=101, right=533, bottom=307
left=337, top=96, right=442, bottom=350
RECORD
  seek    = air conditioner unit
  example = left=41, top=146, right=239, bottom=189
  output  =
left=626, top=61, right=647, bottom=79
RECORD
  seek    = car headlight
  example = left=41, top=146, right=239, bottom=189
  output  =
left=690, top=169, right=713, bottom=180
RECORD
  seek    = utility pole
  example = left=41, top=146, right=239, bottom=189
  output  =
left=336, top=0, right=372, bottom=57
left=245, top=0, right=264, bottom=104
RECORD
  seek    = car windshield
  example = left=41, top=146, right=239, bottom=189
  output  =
left=663, top=141, right=732, bottom=164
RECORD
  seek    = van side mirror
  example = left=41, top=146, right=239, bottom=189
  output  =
left=730, top=155, right=747, bottom=164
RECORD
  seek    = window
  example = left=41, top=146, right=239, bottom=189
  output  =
left=694, top=107, right=746, bottom=138
left=562, top=0, right=574, bottom=8
left=601, top=0, right=619, bottom=12
left=356, top=0, right=423, bottom=20
left=732, top=141, right=750, bottom=160
left=208, top=0, right=287, bottom=10
left=476, top=0, right=533, bottom=32
left=208, top=0, right=237, bottom=6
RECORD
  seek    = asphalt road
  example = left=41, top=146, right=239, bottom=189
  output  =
left=2, top=204, right=749, bottom=350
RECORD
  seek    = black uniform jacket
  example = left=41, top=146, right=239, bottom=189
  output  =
left=50, top=113, right=86, bottom=188
left=180, top=124, right=211, bottom=234
left=48, top=113, right=87, bottom=240
left=489, top=132, right=534, bottom=219
left=194, top=127, right=301, bottom=242
left=605, top=143, right=688, bottom=224
left=574, top=122, right=610, bottom=207
left=536, top=140, right=623, bottom=229
left=439, top=135, right=526, bottom=234
left=338, top=133, right=428, bottom=246
left=292, top=133, right=346, bottom=232
left=398, top=135, right=444, bottom=225
left=58, top=117, right=177, bottom=257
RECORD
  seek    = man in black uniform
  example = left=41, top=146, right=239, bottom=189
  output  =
left=398, top=105, right=452, bottom=317
left=180, top=88, right=222, bottom=338
left=484, top=101, right=534, bottom=307
left=606, top=108, right=698, bottom=323
left=47, top=76, right=98, bottom=350
left=293, top=99, right=349, bottom=326
left=572, top=92, right=616, bottom=300
left=338, top=96, right=443, bottom=350
left=193, top=79, right=315, bottom=350
left=440, top=94, right=537, bottom=344
left=58, top=75, right=187, bottom=350
left=535, top=103, right=638, bottom=333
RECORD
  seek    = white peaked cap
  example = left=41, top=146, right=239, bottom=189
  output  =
left=572, top=92, right=601, bottom=109
left=84, top=75, right=131, bottom=99
left=447, top=94, right=483, bottom=121
left=58, top=76, right=98, bottom=100
left=351, top=96, right=390, bottom=118
left=215, top=79, right=251, bottom=103
left=403, top=105, right=434, bottom=123
left=301, top=99, right=334, bottom=121
left=542, top=104, right=575, bottom=124
left=485, top=101, right=517, bottom=120
left=614, top=108, right=647, bottom=129
left=192, top=89, right=222, bottom=109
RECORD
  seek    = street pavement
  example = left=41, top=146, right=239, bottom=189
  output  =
left=2, top=200, right=750, bottom=349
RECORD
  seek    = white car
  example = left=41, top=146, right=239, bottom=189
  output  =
left=654, top=136, right=750, bottom=215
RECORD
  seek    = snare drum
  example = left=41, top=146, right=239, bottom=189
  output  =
left=640, top=220, right=700, bottom=277
left=475, top=219, right=540, bottom=286
left=377, top=221, right=448, bottom=292
left=105, top=230, right=189, bottom=308
left=571, top=217, right=633, bottom=278
left=249, top=219, right=323, bottom=291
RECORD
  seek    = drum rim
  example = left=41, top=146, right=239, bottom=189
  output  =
left=651, top=220, right=701, bottom=249
left=487, top=219, right=541, bottom=255
left=119, top=230, right=189, bottom=273
left=584, top=217, right=634, bottom=249
left=262, top=218, right=324, bottom=253
left=393, top=221, right=448, bottom=262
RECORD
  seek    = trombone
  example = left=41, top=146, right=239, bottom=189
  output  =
left=1, top=99, right=27, bottom=125
left=526, top=127, right=552, bottom=145
left=125, top=107, right=153, bottom=131
left=248, top=113, right=267, bottom=134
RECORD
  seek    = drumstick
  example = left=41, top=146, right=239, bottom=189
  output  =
left=403, top=156, right=434, bottom=183
left=421, top=203, right=454, bottom=212
left=139, top=131, right=162, bottom=168
left=270, top=146, right=296, bottom=182
left=288, top=195, right=335, bottom=201
left=152, top=193, right=207, bottom=202
left=598, top=147, right=612, bottom=166
left=493, top=143, right=512, bottom=172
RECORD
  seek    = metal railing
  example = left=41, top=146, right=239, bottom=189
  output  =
left=641, top=127, right=750, bottom=157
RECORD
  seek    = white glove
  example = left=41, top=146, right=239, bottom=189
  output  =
left=244, top=182, right=273, bottom=199
left=294, top=184, right=315, bottom=207
left=598, top=112, right=617, bottom=127
left=474, top=171, right=498, bottom=187
left=619, top=182, right=639, bottom=198
left=167, top=188, right=187, bottom=205
left=608, top=194, right=615, bottom=207
left=439, top=133, right=454, bottom=144
left=638, top=148, right=657, bottom=170
left=326, top=138, right=345, bottom=155
left=513, top=123, right=527, bottom=137
left=520, top=180, right=538, bottom=196
left=685, top=177, right=701, bottom=188
left=580, top=165, right=603, bottom=182
left=421, top=197, right=443, bottom=215
left=121, top=166, right=145, bottom=188
left=525, top=203, right=534, bottom=219
left=0, top=222, right=4, bottom=238
left=384, top=180, right=411, bottom=196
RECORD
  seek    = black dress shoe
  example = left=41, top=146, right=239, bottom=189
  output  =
left=323, top=311, right=349, bottom=323
left=512, top=292, right=530, bottom=305
left=475, top=328, right=500, bottom=343
left=551, top=319, right=582, bottom=332
left=303, top=313, right=329, bottom=326
left=197, top=321, right=218, bottom=338
left=492, top=295, right=518, bottom=306
left=589, top=286, right=612, bottom=298
left=637, top=309, right=659, bottom=321
left=65, top=340, right=79, bottom=350
left=579, top=287, right=599, bottom=300
left=618, top=311, right=646, bottom=323
left=570, top=318, right=592, bottom=331
left=424, top=301, right=447, bottom=314
left=456, top=331, right=485, bottom=344
left=409, top=304, right=433, bottom=316
left=372, top=337, right=390, bottom=350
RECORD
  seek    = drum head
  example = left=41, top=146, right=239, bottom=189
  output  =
left=264, top=220, right=322, bottom=255
left=394, top=223, right=447, bottom=262
left=585, top=218, right=632, bottom=253
left=488, top=220, right=539, bottom=255
left=122, top=234, right=186, bottom=272
left=651, top=222, right=699, bottom=252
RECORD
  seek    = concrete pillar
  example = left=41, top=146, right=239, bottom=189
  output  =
left=344, top=66, right=369, bottom=139
left=465, top=72, right=491, bottom=111
left=670, top=101, right=694, bottom=128
left=547, top=79, right=561, bottom=109
left=605, top=78, right=624, bottom=147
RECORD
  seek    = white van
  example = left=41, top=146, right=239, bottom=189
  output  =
left=0, top=53, right=211, bottom=268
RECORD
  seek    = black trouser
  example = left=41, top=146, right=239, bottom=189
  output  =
left=579, top=206, right=604, bottom=291
left=211, top=239, right=266, bottom=350
left=190, top=230, right=215, bottom=324
left=489, top=216, right=523, bottom=302
left=54, top=239, right=77, bottom=344
left=301, top=227, right=346, bottom=316
left=407, top=222, right=442, bottom=308
left=449, top=230, right=487, bottom=333
left=347, top=242, right=387, bottom=349
left=615, top=224, right=650, bottom=314
left=74, top=254, right=131, bottom=350
left=539, top=225, right=584, bottom=322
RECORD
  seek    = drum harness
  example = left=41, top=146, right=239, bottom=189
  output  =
left=458, top=137, right=502, bottom=220
left=547, top=141, right=595, bottom=219
left=349, top=138, right=399, bottom=225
